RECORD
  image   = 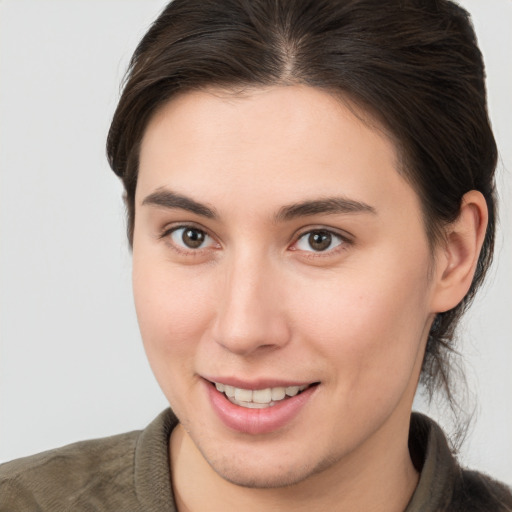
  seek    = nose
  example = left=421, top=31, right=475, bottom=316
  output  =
left=210, top=252, right=291, bottom=356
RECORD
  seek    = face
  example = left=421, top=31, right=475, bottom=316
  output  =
left=133, top=85, right=437, bottom=488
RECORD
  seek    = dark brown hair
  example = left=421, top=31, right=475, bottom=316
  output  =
left=106, top=0, right=497, bottom=412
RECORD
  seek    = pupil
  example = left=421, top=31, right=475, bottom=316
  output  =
left=309, top=231, right=331, bottom=251
left=183, top=229, right=205, bottom=248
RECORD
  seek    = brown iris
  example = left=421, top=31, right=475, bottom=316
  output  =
left=308, top=231, right=333, bottom=251
left=182, top=228, right=206, bottom=248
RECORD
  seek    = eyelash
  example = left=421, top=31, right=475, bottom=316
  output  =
left=159, top=224, right=219, bottom=255
left=290, top=228, right=352, bottom=257
left=159, top=224, right=352, bottom=258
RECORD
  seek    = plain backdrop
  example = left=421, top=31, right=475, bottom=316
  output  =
left=1, top=0, right=511, bottom=486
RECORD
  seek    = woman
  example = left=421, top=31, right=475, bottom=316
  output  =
left=1, top=0, right=511, bottom=510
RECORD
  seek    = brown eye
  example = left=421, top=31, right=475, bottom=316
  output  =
left=308, top=231, right=332, bottom=251
left=295, top=230, right=343, bottom=253
left=169, top=227, right=211, bottom=250
left=182, top=228, right=205, bottom=248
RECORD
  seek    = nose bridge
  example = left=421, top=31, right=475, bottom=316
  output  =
left=212, top=248, right=289, bottom=355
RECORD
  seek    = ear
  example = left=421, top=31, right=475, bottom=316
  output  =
left=430, top=190, right=489, bottom=313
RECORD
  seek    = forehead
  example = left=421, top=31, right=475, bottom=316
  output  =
left=141, top=85, right=390, bottom=156
left=136, top=85, right=421, bottom=223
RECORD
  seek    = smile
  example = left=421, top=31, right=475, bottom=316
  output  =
left=206, top=378, right=319, bottom=434
left=213, top=382, right=310, bottom=408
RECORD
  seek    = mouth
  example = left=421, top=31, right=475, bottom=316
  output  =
left=205, top=378, right=319, bottom=434
left=211, top=381, right=315, bottom=409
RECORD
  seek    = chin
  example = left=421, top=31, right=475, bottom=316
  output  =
left=212, top=459, right=316, bottom=489
left=195, top=438, right=332, bottom=489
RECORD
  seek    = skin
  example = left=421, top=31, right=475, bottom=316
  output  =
left=132, top=85, right=487, bottom=511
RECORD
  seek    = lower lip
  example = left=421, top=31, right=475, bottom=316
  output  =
left=206, top=381, right=317, bottom=435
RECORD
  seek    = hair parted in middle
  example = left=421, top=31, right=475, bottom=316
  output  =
left=106, top=0, right=497, bottom=432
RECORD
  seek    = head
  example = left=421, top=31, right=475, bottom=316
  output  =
left=108, top=0, right=496, bottom=404
left=106, top=0, right=496, bottom=488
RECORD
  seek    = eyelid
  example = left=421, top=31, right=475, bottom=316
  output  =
left=159, top=222, right=221, bottom=253
left=289, top=226, right=353, bottom=254
left=158, top=222, right=352, bottom=256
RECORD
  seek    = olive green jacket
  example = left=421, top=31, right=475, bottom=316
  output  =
left=1, top=410, right=511, bottom=511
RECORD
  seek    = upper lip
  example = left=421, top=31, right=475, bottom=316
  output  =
left=202, top=376, right=317, bottom=390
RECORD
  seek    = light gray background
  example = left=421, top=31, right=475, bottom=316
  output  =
left=1, top=0, right=511, bottom=485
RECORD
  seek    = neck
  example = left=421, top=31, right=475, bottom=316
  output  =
left=170, top=415, right=419, bottom=512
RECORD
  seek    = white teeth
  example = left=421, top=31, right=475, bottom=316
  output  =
left=229, top=400, right=269, bottom=409
left=271, top=387, right=286, bottom=400
left=252, top=388, right=272, bottom=404
left=286, top=386, right=300, bottom=397
left=234, top=388, right=253, bottom=402
left=224, top=385, right=235, bottom=398
left=214, top=382, right=310, bottom=408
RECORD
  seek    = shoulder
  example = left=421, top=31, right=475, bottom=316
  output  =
left=0, top=409, right=178, bottom=512
left=0, top=429, right=141, bottom=512
left=453, top=469, right=512, bottom=512
left=407, top=413, right=512, bottom=512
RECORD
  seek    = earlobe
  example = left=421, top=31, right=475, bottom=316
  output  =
left=430, top=190, right=488, bottom=313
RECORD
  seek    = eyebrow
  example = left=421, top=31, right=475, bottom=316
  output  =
left=141, top=188, right=376, bottom=221
left=142, top=189, right=217, bottom=219
left=275, top=197, right=376, bottom=222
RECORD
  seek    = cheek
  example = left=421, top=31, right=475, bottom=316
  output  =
left=132, top=257, right=215, bottom=378
left=290, top=253, right=432, bottom=395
